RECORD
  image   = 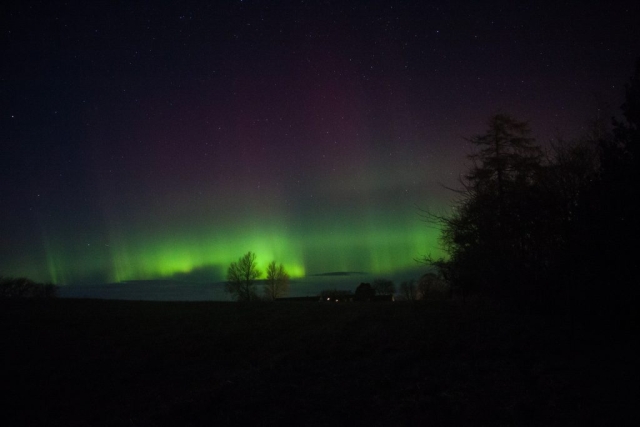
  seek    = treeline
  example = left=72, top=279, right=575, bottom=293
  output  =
left=0, top=277, right=58, bottom=298
left=424, top=60, right=640, bottom=315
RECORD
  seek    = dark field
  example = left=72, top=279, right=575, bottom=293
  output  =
left=1, top=299, right=635, bottom=426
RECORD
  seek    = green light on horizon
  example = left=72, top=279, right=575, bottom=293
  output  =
left=34, top=203, right=444, bottom=285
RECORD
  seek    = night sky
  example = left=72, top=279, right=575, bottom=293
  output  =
left=2, top=1, right=638, bottom=285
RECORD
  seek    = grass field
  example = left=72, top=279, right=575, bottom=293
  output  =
left=0, top=298, right=635, bottom=426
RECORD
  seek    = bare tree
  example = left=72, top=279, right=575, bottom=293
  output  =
left=264, top=261, right=289, bottom=301
left=418, top=273, right=450, bottom=300
left=399, top=280, right=418, bottom=301
left=372, top=279, right=395, bottom=296
left=225, top=251, right=261, bottom=301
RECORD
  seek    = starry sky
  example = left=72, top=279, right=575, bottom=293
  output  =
left=1, top=1, right=638, bottom=285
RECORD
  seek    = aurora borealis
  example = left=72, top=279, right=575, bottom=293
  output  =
left=2, top=1, right=637, bottom=287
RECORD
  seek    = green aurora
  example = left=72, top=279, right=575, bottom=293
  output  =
left=35, top=204, right=444, bottom=285
left=13, top=134, right=453, bottom=286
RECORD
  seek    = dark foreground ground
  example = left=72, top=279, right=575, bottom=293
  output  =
left=0, top=299, right=636, bottom=426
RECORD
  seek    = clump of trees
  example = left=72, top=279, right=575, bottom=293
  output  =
left=0, top=277, right=58, bottom=298
left=424, top=60, right=640, bottom=315
left=225, top=252, right=290, bottom=301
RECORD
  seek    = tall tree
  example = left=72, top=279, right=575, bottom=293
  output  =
left=428, top=114, right=544, bottom=300
left=226, top=251, right=261, bottom=301
left=466, top=113, right=542, bottom=220
left=426, top=62, right=640, bottom=313
left=264, top=261, right=289, bottom=301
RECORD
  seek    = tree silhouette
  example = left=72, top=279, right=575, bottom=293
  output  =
left=568, top=59, right=640, bottom=315
left=399, top=280, right=418, bottom=302
left=264, top=261, right=290, bottom=301
left=0, top=277, right=58, bottom=298
left=372, top=279, right=395, bottom=296
left=354, top=282, right=374, bottom=301
left=467, top=114, right=542, bottom=212
left=426, top=114, right=545, bottom=301
left=416, top=60, right=640, bottom=315
left=225, top=252, right=261, bottom=301
left=418, top=273, right=449, bottom=300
